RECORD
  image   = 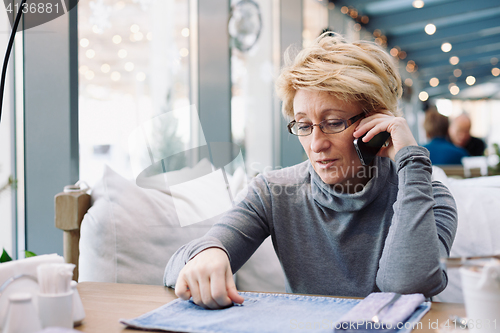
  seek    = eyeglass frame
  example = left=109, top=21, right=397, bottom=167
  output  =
left=287, top=112, right=366, bottom=136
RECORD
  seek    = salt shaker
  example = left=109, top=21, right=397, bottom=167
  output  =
left=3, top=292, right=42, bottom=333
left=71, top=280, right=86, bottom=326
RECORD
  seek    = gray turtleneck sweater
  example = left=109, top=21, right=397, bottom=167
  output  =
left=164, top=146, right=457, bottom=298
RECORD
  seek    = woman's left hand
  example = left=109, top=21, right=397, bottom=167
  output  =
left=353, top=113, right=418, bottom=162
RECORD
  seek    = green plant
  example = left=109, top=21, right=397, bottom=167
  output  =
left=0, top=248, right=37, bottom=263
left=0, top=175, right=17, bottom=195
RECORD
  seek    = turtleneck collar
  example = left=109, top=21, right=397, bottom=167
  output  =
left=309, top=156, right=391, bottom=212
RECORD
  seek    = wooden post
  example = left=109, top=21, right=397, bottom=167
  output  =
left=54, top=186, right=90, bottom=281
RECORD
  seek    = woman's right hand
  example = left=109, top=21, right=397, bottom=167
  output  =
left=175, top=247, right=245, bottom=309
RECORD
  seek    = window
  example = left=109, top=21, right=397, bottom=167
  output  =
left=78, top=0, right=191, bottom=186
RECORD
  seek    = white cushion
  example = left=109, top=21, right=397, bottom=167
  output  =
left=79, top=165, right=218, bottom=285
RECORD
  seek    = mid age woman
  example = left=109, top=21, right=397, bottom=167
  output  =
left=164, top=33, right=458, bottom=309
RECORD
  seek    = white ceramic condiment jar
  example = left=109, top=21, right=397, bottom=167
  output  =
left=3, top=292, right=42, bottom=333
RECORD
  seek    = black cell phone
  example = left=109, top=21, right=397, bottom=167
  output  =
left=353, top=131, right=390, bottom=166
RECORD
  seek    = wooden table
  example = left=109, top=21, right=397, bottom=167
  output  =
left=76, top=282, right=466, bottom=333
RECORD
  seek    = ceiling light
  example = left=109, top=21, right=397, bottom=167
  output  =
left=412, top=0, right=424, bottom=9
left=449, top=56, right=459, bottom=65
left=492, top=68, right=500, bottom=77
left=453, top=69, right=462, bottom=77
left=466, top=76, right=476, bottom=86
left=450, top=85, right=460, bottom=95
left=429, top=78, right=439, bottom=87
left=418, top=91, right=429, bottom=101
left=424, top=24, right=436, bottom=35
left=441, top=43, right=452, bottom=53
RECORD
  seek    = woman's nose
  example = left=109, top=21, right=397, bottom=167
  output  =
left=310, top=126, right=331, bottom=153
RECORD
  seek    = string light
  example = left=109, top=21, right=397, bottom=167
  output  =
left=111, top=71, right=121, bottom=81
left=181, top=28, right=190, bottom=37
left=466, top=76, right=476, bottom=85
left=450, top=85, right=460, bottom=95
left=130, top=24, right=140, bottom=33
left=424, top=24, right=436, bottom=35
left=419, top=91, right=429, bottom=101
left=124, top=62, right=134, bottom=72
left=118, top=49, right=128, bottom=58
left=79, top=66, right=89, bottom=75
left=80, top=38, right=89, bottom=48
left=453, top=69, right=462, bottom=77
left=449, top=56, right=459, bottom=65
left=85, top=70, right=94, bottom=80
left=429, top=78, right=439, bottom=87
left=404, top=78, right=413, bottom=87
left=492, top=68, right=500, bottom=77
left=85, top=49, right=95, bottom=59
left=412, top=0, right=424, bottom=8
left=101, top=64, right=110, bottom=73
left=441, top=42, right=452, bottom=52
left=112, top=35, right=122, bottom=44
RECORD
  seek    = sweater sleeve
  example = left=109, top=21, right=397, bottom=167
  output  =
left=376, top=146, right=458, bottom=297
left=163, top=175, right=272, bottom=288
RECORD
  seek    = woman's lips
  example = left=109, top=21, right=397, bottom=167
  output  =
left=316, top=159, right=338, bottom=169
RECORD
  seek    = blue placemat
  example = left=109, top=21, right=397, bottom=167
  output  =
left=120, top=292, right=430, bottom=333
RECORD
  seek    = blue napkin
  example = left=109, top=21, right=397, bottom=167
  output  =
left=334, top=292, right=430, bottom=333
left=120, top=291, right=429, bottom=333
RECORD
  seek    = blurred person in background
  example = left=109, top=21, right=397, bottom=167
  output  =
left=423, top=108, right=469, bottom=165
left=448, top=114, right=486, bottom=157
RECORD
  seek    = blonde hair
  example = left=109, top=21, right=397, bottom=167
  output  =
left=275, top=33, right=402, bottom=119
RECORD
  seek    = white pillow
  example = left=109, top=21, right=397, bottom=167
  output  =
left=79, top=165, right=218, bottom=285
